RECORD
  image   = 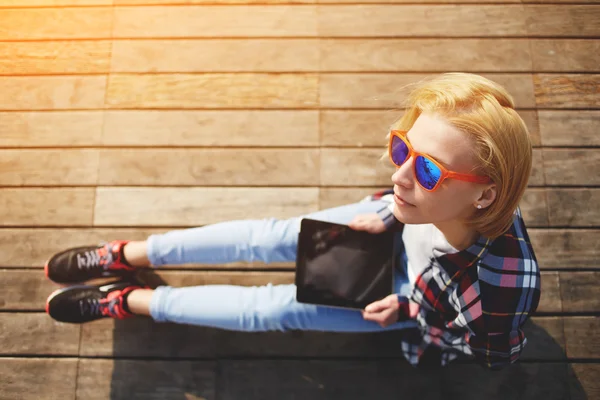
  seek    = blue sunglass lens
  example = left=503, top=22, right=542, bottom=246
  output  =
left=415, top=156, right=442, bottom=190
left=391, top=135, right=409, bottom=166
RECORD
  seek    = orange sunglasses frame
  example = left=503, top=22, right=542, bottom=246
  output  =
left=388, top=130, right=492, bottom=192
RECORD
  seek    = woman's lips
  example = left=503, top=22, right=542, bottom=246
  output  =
left=394, top=194, right=415, bottom=207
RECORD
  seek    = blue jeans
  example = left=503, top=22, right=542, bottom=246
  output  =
left=147, top=200, right=416, bottom=333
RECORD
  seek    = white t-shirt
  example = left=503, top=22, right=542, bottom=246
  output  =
left=402, top=223, right=460, bottom=284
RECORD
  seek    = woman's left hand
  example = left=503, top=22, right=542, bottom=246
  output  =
left=361, top=294, right=400, bottom=327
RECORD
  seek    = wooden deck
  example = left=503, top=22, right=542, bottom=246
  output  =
left=1, top=1, right=599, bottom=399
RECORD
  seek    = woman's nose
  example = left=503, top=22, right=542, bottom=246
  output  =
left=391, top=157, right=414, bottom=189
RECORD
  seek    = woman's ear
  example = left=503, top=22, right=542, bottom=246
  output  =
left=475, top=184, right=497, bottom=209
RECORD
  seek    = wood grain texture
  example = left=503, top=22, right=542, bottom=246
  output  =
left=534, top=74, right=600, bottom=108
left=76, top=359, right=216, bottom=400
left=93, top=187, right=319, bottom=226
left=525, top=6, right=600, bottom=37
left=570, top=364, right=600, bottom=400
left=0, top=313, right=80, bottom=355
left=560, top=272, right=600, bottom=313
left=531, top=40, right=600, bottom=72
left=112, top=39, right=319, bottom=72
left=0, top=76, right=106, bottom=110
left=320, top=39, right=532, bottom=71
left=0, top=8, right=112, bottom=40
left=105, top=74, right=319, bottom=109
left=0, top=41, right=111, bottom=75
left=318, top=5, right=528, bottom=37
left=102, top=110, right=319, bottom=146
left=529, top=229, right=600, bottom=269
left=547, top=189, right=600, bottom=227
left=2, top=0, right=110, bottom=5
left=564, top=317, right=599, bottom=359
left=113, top=6, right=318, bottom=38
left=0, top=149, right=99, bottom=186
left=0, top=358, right=78, bottom=400
left=538, top=110, right=600, bottom=146
left=0, top=188, right=95, bottom=226
left=97, top=149, right=319, bottom=186
left=0, top=269, right=562, bottom=312
left=320, top=110, right=540, bottom=147
left=0, top=111, right=103, bottom=147
left=542, top=149, right=600, bottom=186
left=320, top=74, right=535, bottom=108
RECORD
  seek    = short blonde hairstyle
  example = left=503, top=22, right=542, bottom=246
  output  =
left=383, top=73, right=533, bottom=239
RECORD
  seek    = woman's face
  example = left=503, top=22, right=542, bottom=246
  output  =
left=391, top=112, right=491, bottom=225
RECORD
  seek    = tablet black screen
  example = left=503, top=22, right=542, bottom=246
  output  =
left=295, top=218, right=395, bottom=310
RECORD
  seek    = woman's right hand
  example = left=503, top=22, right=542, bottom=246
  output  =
left=347, top=213, right=386, bottom=234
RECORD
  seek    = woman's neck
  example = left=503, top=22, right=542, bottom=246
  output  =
left=434, top=220, right=480, bottom=251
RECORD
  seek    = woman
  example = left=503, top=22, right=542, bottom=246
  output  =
left=45, top=73, right=540, bottom=370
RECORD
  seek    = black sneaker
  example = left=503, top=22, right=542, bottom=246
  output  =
left=45, top=281, right=142, bottom=323
left=45, top=240, right=135, bottom=283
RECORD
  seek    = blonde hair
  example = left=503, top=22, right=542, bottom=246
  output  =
left=382, top=73, right=533, bottom=239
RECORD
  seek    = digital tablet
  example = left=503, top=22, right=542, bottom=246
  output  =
left=295, top=218, right=395, bottom=310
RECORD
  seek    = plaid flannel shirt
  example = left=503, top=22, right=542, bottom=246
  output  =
left=366, top=189, right=541, bottom=370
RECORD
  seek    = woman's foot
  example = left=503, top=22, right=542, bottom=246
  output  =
left=45, top=240, right=136, bottom=283
left=45, top=280, right=144, bottom=323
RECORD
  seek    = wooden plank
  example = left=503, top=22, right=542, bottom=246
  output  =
left=0, top=270, right=59, bottom=310
left=538, top=110, right=600, bottom=146
left=76, top=359, right=216, bottom=400
left=0, top=41, right=111, bottom=75
left=318, top=5, right=527, bottom=37
left=320, top=148, right=394, bottom=186
left=0, top=313, right=80, bottom=355
left=116, top=0, right=314, bottom=4
left=0, top=150, right=99, bottom=186
left=112, top=39, right=319, bottom=72
left=80, top=317, right=565, bottom=359
left=218, top=359, right=442, bottom=400
left=547, top=189, right=600, bottom=227
left=564, top=317, right=599, bottom=359
left=525, top=5, right=600, bottom=37
left=0, top=111, right=103, bottom=147
left=320, top=74, right=536, bottom=108
left=94, top=187, right=319, bottom=226
left=439, top=363, right=571, bottom=400
left=570, top=364, right=600, bottom=400
left=0, top=188, right=94, bottom=226
left=543, top=149, right=600, bottom=186
left=2, top=1, right=110, bottom=5
left=321, top=39, right=532, bottom=72
left=529, top=229, right=600, bottom=269
left=0, top=76, right=106, bottom=110
left=534, top=74, right=600, bottom=109
left=105, top=74, right=319, bottom=109
left=0, top=269, right=561, bottom=313
left=531, top=40, right=600, bottom=72
left=102, top=110, right=318, bottom=146
left=113, top=6, right=317, bottom=38
left=320, top=110, right=541, bottom=147
left=0, top=228, right=293, bottom=269
left=0, top=8, right=112, bottom=40
left=0, top=358, right=78, bottom=400
left=97, top=149, right=320, bottom=186
left=560, top=272, right=600, bottom=313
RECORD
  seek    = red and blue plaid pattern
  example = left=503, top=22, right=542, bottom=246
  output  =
left=367, top=189, right=541, bottom=370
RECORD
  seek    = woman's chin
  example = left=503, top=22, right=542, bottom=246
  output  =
left=393, top=205, right=425, bottom=224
